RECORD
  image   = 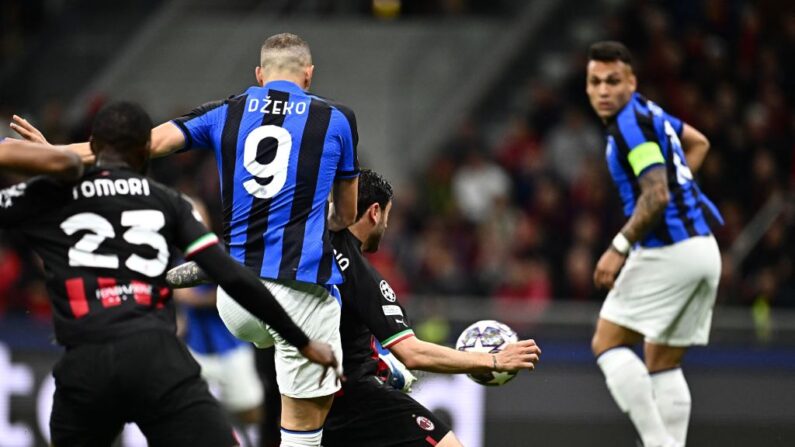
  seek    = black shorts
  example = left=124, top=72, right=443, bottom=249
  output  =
left=50, top=330, right=237, bottom=447
left=323, top=375, right=451, bottom=447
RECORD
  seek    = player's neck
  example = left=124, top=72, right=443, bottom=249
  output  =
left=258, top=73, right=308, bottom=90
left=347, top=223, right=370, bottom=252
left=95, top=154, right=141, bottom=172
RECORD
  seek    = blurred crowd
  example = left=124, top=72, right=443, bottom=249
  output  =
left=0, top=0, right=46, bottom=76
left=381, top=1, right=795, bottom=308
left=0, top=1, right=793, bottom=319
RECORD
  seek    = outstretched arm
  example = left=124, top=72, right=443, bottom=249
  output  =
left=0, top=138, right=83, bottom=181
left=166, top=261, right=210, bottom=288
left=388, top=336, right=541, bottom=374
left=11, top=115, right=186, bottom=164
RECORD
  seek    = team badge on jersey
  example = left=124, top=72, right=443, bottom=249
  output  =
left=415, top=416, right=435, bottom=431
left=380, top=280, right=396, bottom=302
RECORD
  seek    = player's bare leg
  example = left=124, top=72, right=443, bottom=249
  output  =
left=644, top=343, right=686, bottom=372
left=645, top=343, right=691, bottom=446
left=591, top=318, right=643, bottom=355
left=279, top=394, right=334, bottom=446
left=592, top=318, right=675, bottom=447
left=437, top=431, right=464, bottom=447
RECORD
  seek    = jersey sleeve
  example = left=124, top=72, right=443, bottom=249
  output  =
left=353, top=270, right=414, bottom=349
left=616, top=113, right=666, bottom=178
left=171, top=194, right=220, bottom=259
left=332, top=107, right=360, bottom=179
left=171, top=100, right=227, bottom=151
left=0, top=178, right=62, bottom=228
left=663, top=110, right=684, bottom=136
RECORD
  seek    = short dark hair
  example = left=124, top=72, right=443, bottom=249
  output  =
left=356, top=169, right=393, bottom=220
left=91, top=101, right=152, bottom=153
left=588, top=41, right=633, bottom=66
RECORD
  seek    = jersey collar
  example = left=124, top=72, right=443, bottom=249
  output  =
left=258, top=80, right=305, bottom=94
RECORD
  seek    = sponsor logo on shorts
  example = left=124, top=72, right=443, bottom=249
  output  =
left=382, top=305, right=403, bottom=316
left=380, top=280, right=396, bottom=302
left=416, top=416, right=435, bottom=432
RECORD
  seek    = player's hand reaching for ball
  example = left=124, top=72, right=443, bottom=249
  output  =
left=494, top=339, right=541, bottom=372
left=10, top=115, right=50, bottom=145
left=300, top=340, right=345, bottom=387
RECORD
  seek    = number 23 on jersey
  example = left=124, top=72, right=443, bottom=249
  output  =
left=61, top=210, right=169, bottom=277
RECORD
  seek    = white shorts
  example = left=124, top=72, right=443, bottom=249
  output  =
left=191, top=344, right=263, bottom=413
left=216, top=278, right=342, bottom=399
left=600, top=235, right=721, bottom=347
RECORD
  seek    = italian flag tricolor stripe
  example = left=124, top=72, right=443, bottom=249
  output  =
left=184, top=233, right=219, bottom=258
left=381, top=329, right=415, bottom=348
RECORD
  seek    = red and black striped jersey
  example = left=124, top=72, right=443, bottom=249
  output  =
left=0, top=166, right=218, bottom=346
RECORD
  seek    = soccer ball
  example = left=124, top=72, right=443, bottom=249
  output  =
left=455, top=320, right=519, bottom=386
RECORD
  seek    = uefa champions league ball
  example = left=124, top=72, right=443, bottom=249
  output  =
left=455, top=320, right=519, bottom=386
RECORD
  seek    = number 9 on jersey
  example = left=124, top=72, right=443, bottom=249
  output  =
left=243, top=125, right=293, bottom=199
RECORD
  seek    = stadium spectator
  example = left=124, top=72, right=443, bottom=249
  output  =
left=451, top=148, right=511, bottom=224
left=543, top=107, right=602, bottom=184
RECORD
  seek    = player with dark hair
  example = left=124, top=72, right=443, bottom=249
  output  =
left=1, top=101, right=338, bottom=446
left=165, top=168, right=542, bottom=446
left=12, top=32, right=359, bottom=447
left=323, top=169, right=540, bottom=447
left=586, top=41, right=722, bottom=447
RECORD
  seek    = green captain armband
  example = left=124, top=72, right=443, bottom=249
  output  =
left=627, top=142, right=665, bottom=177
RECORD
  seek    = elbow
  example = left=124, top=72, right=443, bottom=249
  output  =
left=701, top=134, right=710, bottom=152
left=335, top=204, right=357, bottom=228
left=390, top=347, right=421, bottom=370
left=641, top=184, right=670, bottom=214
left=342, top=209, right=357, bottom=227
left=654, top=187, right=670, bottom=210
left=697, top=137, right=710, bottom=157
left=399, top=355, right=420, bottom=370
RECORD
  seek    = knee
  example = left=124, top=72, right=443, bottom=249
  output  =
left=591, top=333, right=605, bottom=357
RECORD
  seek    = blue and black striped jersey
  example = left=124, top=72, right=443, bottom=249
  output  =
left=173, top=80, right=359, bottom=285
left=604, top=93, right=722, bottom=248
